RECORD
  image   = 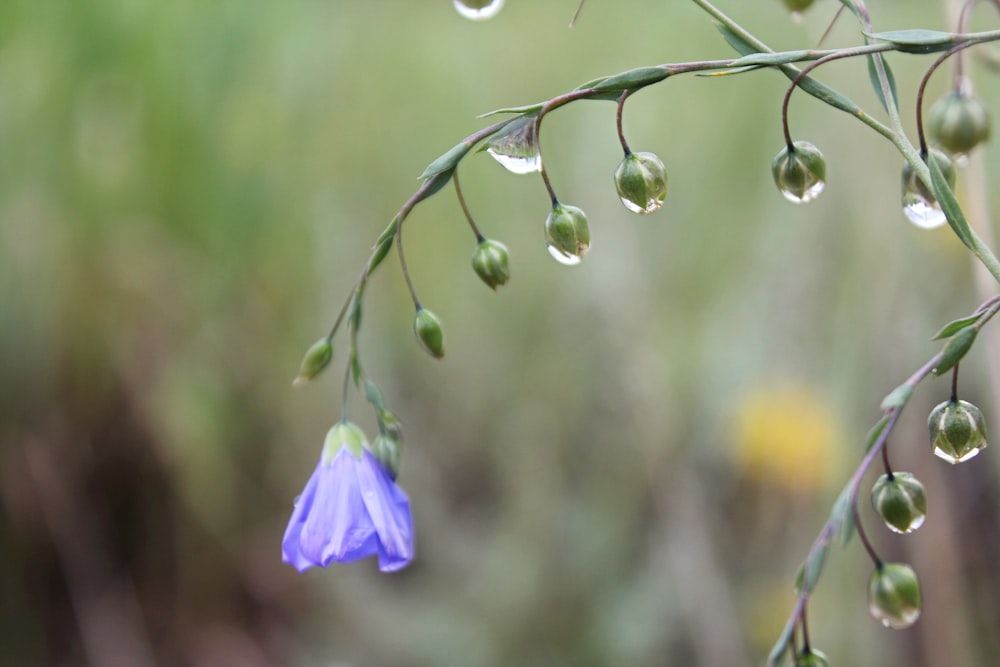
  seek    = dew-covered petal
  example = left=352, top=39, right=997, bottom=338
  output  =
left=357, top=450, right=414, bottom=572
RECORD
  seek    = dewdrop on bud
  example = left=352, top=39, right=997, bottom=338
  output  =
left=929, top=90, right=991, bottom=160
left=771, top=141, right=826, bottom=203
left=453, top=0, right=504, bottom=20
left=901, top=149, right=955, bottom=229
left=871, top=473, right=927, bottom=534
left=485, top=115, right=540, bottom=174
left=413, top=307, right=445, bottom=359
left=292, top=338, right=333, bottom=386
left=928, top=399, right=988, bottom=464
left=545, top=203, right=590, bottom=266
left=796, top=649, right=830, bottom=667
left=868, top=563, right=922, bottom=629
left=614, top=151, right=668, bottom=214
left=471, top=238, right=511, bottom=290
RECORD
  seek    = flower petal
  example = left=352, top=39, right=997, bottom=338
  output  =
left=281, top=465, right=322, bottom=572
left=357, top=450, right=414, bottom=572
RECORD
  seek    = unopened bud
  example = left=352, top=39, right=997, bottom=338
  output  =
left=928, top=399, right=988, bottom=464
left=871, top=472, right=927, bottom=534
left=371, top=432, right=402, bottom=480
left=292, top=338, right=333, bottom=386
left=544, top=203, right=590, bottom=266
left=614, top=151, right=668, bottom=214
left=472, top=238, right=511, bottom=290
left=413, top=307, right=445, bottom=359
left=322, top=421, right=366, bottom=462
left=771, top=141, right=826, bottom=203
left=796, top=648, right=829, bottom=667
left=929, top=90, right=991, bottom=157
left=868, top=562, right=921, bottom=629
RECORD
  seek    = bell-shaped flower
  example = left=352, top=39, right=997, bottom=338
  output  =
left=282, top=422, right=414, bottom=573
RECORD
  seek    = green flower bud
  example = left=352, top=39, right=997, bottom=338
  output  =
left=614, top=151, right=668, bottom=214
left=901, top=148, right=955, bottom=229
left=771, top=141, right=826, bottom=203
left=868, top=562, right=922, bottom=629
left=928, top=399, right=988, bottom=464
left=453, top=0, right=504, bottom=21
left=322, top=421, right=366, bottom=462
left=413, top=307, right=445, bottom=359
left=371, top=432, right=402, bottom=480
left=871, top=472, right=927, bottom=534
left=292, top=338, right=333, bottom=387
left=544, top=203, right=590, bottom=266
left=796, top=648, right=830, bottom=667
left=471, top=238, right=511, bottom=290
left=929, top=90, right=991, bottom=157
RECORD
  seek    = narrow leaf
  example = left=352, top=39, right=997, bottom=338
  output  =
left=929, top=154, right=975, bottom=250
left=794, top=543, right=829, bottom=596
left=418, top=142, right=473, bottom=180
left=368, top=219, right=398, bottom=276
left=880, top=384, right=914, bottom=410
left=767, top=624, right=793, bottom=667
left=591, top=66, right=669, bottom=93
left=863, top=413, right=891, bottom=454
left=478, top=103, right=543, bottom=118
left=834, top=0, right=863, bottom=22
left=696, top=65, right=761, bottom=78
left=730, top=50, right=812, bottom=68
left=830, top=482, right=856, bottom=547
left=866, top=53, right=898, bottom=113
left=715, top=22, right=757, bottom=56
left=866, top=29, right=957, bottom=53
left=364, top=380, right=386, bottom=412
left=933, top=325, right=977, bottom=375
left=794, top=75, right=858, bottom=115
left=932, top=314, right=982, bottom=340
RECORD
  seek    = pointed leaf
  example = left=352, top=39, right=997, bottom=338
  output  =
left=932, top=314, right=982, bottom=340
left=834, top=0, right=863, bottom=21
left=364, top=380, right=386, bottom=412
left=794, top=543, right=829, bottom=595
left=880, top=384, right=914, bottom=410
left=830, top=482, right=856, bottom=547
left=866, top=53, right=898, bottom=113
left=767, top=624, right=793, bottom=667
left=716, top=22, right=757, bottom=56
left=933, top=325, right=977, bottom=375
left=867, top=29, right=957, bottom=53
left=730, top=50, right=812, bottom=68
left=477, top=103, right=543, bottom=118
left=418, top=142, right=473, bottom=180
left=929, top=154, right=975, bottom=250
left=696, top=65, right=761, bottom=77
left=368, top=219, right=398, bottom=276
left=863, top=413, right=891, bottom=454
left=591, top=66, right=669, bottom=93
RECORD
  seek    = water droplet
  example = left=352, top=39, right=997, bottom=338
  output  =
left=886, top=514, right=926, bottom=534
left=790, top=10, right=804, bottom=23
left=453, top=0, right=504, bottom=21
left=779, top=180, right=825, bottom=204
left=933, top=443, right=984, bottom=464
left=618, top=194, right=664, bottom=214
left=486, top=147, right=541, bottom=174
left=546, top=243, right=583, bottom=265
left=902, top=194, right=947, bottom=229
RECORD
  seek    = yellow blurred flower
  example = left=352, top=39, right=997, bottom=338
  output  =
left=733, top=384, right=842, bottom=493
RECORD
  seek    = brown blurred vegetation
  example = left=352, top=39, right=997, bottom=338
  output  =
left=2, top=1, right=1000, bottom=665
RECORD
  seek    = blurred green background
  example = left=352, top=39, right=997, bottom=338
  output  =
left=3, top=0, right=1000, bottom=665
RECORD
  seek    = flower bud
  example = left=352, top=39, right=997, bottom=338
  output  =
left=868, top=562, right=922, bottom=629
left=292, top=338, right=333, bottom=386
left=929, top=90, right=991, bottom=157
left=871, top=472, right=927, bottom=534
left=471, top=238, right=511, bottom=290
left=901, top=148, right=955, bottom=229
left=771, top=141, right=826, bottom=203
left=928, top=399, right=988, bottom=464
left=453, top=0, right=504, bottom=21
left=614, top=151, right=668, bottom=214
left=322, top=421, right=366, bottom=462
left=796, top=648, right=829, bottom=667
left=371, top=432, right=402, bottom=480
left=545, top=203, right=590, bottom=265
left=413, top=307, right=445, bottom=359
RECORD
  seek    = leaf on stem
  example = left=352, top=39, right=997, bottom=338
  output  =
left=866, top=53, right=899, bottom=113
left=829, top=482, right=856, bottom=547
left=794, top=543, right=829, bottom=596
left=932, top=314, right=982, bottom=340
left=866, top=29, right=958, bottom=54
left=591, top=66, right=669, bottom=93
left=729, top=50, right=811, bottom=68
left=929, top=154, right=976, bottom=250
left=715, top=22, right=756, bottom=57
left=933, top=325, right=977, bottom=376
left=418, top=142, right=473, bottom=180
left=880, top=384, right=914, bottom=410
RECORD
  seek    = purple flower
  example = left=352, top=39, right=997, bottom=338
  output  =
left=282, top=422, right=414, bottom=573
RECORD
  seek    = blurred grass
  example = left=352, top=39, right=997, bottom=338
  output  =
left=2, top=1, right=1000, bottom=666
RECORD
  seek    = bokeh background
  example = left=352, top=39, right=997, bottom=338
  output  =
left=3, top=0, right=1000, bottom=665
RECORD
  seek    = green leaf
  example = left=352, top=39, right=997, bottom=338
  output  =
left=794, top=75, right=858, bottom=115
left=364, top=379, right=386, bottom=412
left=866, top=53, right=898, bottom=113
left=834, top=0, right=863, bottom=22
left=477, top=103, right=543, bottom=118
left=866, top=29, right=957, bottom=53
left=729, top=50, right=812, bottom=68
left=715, top=22, right=757, bottom=56
left=767, top=625, right=793, bottom=667
left=932, top=314, right=983, bottom=340
left=929, top=154, right=975, bottom=250
left=368, top=219, right=398, bottom=276
left=696, top=65, right=761, bottom=78
left=418, top=142, right=473, bottom=180
left=794, top=543, right=829, bottom=596
left=880, top=384, right=914, bottom=410
left=591, top=66, right=669, bottom=93
left=830, top=482, right=856, bottom=547
left=863, top=413, right=891, bottom=454
left=933, top=325, right=978, bottom=375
